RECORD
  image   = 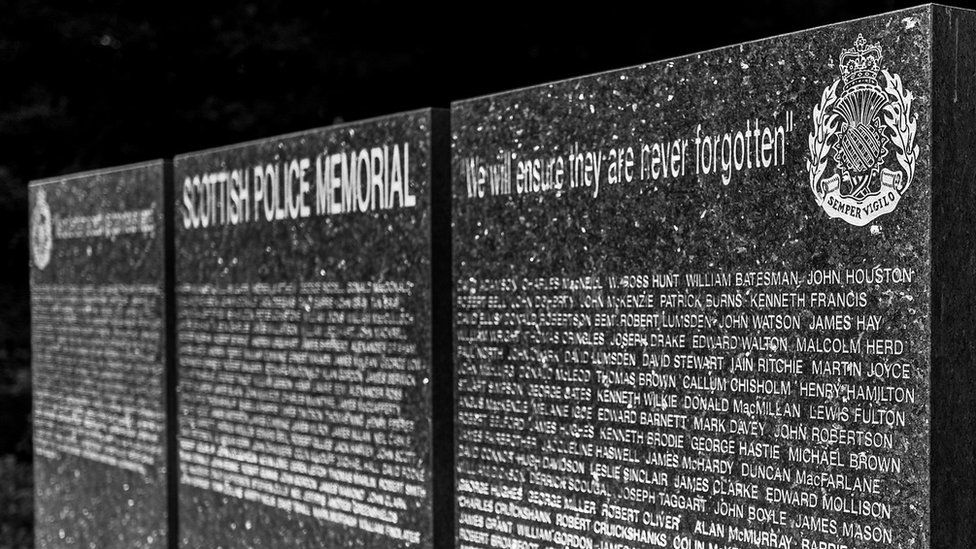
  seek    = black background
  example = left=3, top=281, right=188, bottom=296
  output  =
left=0, top=1, right=961, bottom=546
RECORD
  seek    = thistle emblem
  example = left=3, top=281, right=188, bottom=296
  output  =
left=807, top=34, right=918, bottom=226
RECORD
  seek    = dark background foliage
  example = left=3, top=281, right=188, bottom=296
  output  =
left=0, top=1, right=954, bottom=546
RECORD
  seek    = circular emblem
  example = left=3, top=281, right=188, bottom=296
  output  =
left=807, top=34, right=919, bottom=226
left=31, top=189, right=52, bottom=270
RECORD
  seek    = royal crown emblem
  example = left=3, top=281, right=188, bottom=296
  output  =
left=807, top=34, right=918, bottom=226
left=31, top=189, right=53, bottom=270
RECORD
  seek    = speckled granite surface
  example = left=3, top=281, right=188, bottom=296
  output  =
left=450, top=6, right=975, bottom=549
left=29, top=161, right=171, bottom=549
left=174, top=109, right=451, bottom=548
left=930, top=6, right=976, bottom=548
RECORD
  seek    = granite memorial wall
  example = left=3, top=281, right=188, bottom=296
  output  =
left=29, top=161, right=175, bottom=549
left=27, top=5, right=976, bottom=549
left=452, top=5, right=974, bottom=549
left=173, top=109, right=452, bottom=548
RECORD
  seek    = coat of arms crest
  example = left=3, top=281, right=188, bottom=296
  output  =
left=31, top=189, right=53, bottom=270
left=807, top=34, right=919, bottom=226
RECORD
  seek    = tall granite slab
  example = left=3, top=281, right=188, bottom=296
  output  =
left=174, top=109, right=452, bottom=548
left=29, top=160, right=175, bottom=548
left=453, top=5, right=975, bottom=549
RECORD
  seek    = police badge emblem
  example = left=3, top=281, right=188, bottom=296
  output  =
left=807, top=34, right=919, bottom=226
left=31, top=189, right=53, bottom=270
